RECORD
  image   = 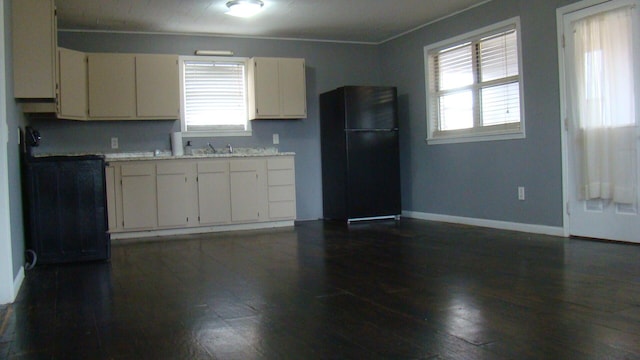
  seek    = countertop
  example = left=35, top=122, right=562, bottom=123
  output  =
left=33, top=147, right=294, bottom=162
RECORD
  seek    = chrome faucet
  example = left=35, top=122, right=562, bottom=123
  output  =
left=207, top=142, right=217, bottom=153
left=226, top=144, right=233, bottom=153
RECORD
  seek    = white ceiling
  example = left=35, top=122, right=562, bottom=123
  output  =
left=56, top=0, right=492, bottom=44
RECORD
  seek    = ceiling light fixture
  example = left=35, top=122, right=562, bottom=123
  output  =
left=225, top=0, right=264, bottom=18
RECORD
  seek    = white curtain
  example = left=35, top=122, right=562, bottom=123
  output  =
left=571, top=5, right=638, bottom=204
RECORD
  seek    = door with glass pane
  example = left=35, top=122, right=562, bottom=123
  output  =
left=563, top=0, right=640, bottom=243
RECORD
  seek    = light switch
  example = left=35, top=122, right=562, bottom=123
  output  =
left=273, top=133, right=280, bottom=145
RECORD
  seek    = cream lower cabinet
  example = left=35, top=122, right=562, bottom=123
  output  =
left=230, top=159, right=268, bottom=222
left=197, top=160, right=231, bottom=224
left=108, top=155, right=293, bottom=234
left=120, top=163, right=158, bottom=229
left=267, top=157, right=297, bottom=220
left=105, top=165, right=117, bottom=231
left=157, top=162, right=191, bottom=227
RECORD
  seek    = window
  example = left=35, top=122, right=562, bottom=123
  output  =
left=180, top=56, right=251, bottom=136
left=425, top=18, right=525, bottom=144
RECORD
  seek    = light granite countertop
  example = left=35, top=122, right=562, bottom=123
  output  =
left=34, top=147, right=294, bottom=162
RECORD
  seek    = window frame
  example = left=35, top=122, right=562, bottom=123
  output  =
left=179, top=55, right=252, bottom=138
left=424, top=17, right=526, bottom=145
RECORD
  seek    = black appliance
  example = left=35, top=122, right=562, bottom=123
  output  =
left=21, top=128, right=110, bottom=264
left=320, top=86, right=401, bottom=223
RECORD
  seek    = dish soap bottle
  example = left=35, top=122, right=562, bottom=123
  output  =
left=184, top=140, right=193, bottom=155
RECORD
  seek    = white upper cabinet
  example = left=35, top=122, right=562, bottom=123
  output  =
left=249, top=57, right=307, bottom=120
left=57, top=48, right=88, bottom=119
left=87, top=53, right=137, bottom=119
left=135, top=55, right=180, bottom=119
left=279, top=58, right=307, bottom=118
left=12, top=0, right=57, bottom=99
left=86, top=53, right=180, bottom=120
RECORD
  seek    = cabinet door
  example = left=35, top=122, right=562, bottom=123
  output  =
left=156, top=162, right=190, bottom=227
left=105, top=165, right=117, bottom=232
left=12, top=0, right=57, bottom=99
left=252, top=58, right=281, bottom=118
left=136, top=55, right=180, bottom=118
left=197, top=161, right=231, bottom=224
left=58, top=48, right=88, bottom=119
left=267, top=157, right=297, bottom=220
left=121, top=163, right=157, bottom=229
left=230, top=159, right=266, bottom=222
left=279, top=58, right=307, bottom=117
left=88, top=53, right=136, bottom=118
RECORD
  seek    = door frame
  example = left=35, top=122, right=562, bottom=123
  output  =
left=556, top=0, right=612, bottom=238
left=0, top=0, right=16, bottom=304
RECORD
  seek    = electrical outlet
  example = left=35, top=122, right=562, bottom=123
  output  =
left=273, top=133, right=280, bottom=145
left=111, top=137, right=119, bottom=149
left=518, top=186, right=525, bottom=201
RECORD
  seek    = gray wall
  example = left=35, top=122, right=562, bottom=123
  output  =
left=29, top=0, right=583, bottom=228
left=380, top=0, right=580, bottom=227
left=4, top=0, right=26, bottom=278
left=34, top=33, right=385, bottom=220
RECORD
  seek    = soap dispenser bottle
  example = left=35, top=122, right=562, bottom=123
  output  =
left=184, top=140, right=193, bottom=155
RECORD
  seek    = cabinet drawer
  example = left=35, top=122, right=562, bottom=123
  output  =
left=230, top=159, right=261, bottom=172
left=121, top=163, right=154, bottom=176
left=269, top=202, right=296, bottom=219
left=197, top=161, right=228, bottom=173
left=157, top=161, right=190, bottom=175
left=269, top=185, right=295, bottom=201
left=268, top=169, right=294, bottom=186
left=267, top=157, right=294, bottom=170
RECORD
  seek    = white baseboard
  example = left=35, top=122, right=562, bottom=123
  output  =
left=402, top=210, right=565, bottom=237
left=111, top=220, right=295, bottom=242
left=13, top=266, right=25, bottom=300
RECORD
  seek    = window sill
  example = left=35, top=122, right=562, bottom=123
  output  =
left=426, top=131, right=525, bottom=145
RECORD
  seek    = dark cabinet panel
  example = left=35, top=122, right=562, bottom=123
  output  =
left=24, top=156, right=110, bottom=264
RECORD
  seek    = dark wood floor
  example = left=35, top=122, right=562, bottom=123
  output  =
left=1, top=219, right=640, bottom=359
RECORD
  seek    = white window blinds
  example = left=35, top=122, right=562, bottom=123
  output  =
left=183, top=59, right=247, bottom=132
left=425, top=20, right=524, bottom=144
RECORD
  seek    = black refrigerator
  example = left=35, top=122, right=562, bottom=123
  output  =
left=320, top=86, right=401, bottom=223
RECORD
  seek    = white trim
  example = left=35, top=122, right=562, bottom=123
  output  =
left=556, top=0, right=631, bottom=238
left=0, top=0, right=16, bottom=305
left=13, top=267, right=24, bottom=296
left=110, top=220, right=294, bottom=241
left=347, top=215, right=400, bottom=224
left=179, top=56, right=252, bottom=137
left=58, top=28, right=382, bottom=46
left=424, top=17, right=526, bottom=145
left=380, top=0, right=494, bottom=44
left=402, top=210, right=565, bottom=237
left=57, top=0, right=494, bottom=46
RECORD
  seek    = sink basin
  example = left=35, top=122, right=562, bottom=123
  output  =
left=191, top=148, right=216, bottom=156
left=105, top=151, right=155, bottom=159
left=191, top=147, right=279, bottom=156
